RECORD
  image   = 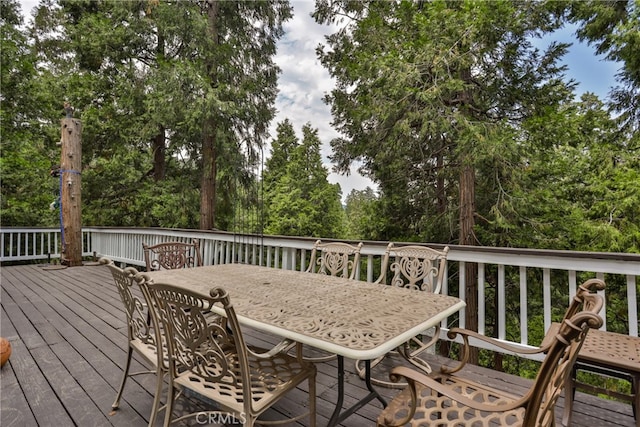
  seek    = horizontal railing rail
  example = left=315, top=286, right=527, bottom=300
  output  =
left=2, top=226, right=638, bottom=361
left=0, top=227, right=94, bottom=262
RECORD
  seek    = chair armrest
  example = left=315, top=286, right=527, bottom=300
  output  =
left=443, top=327, right=547, bottom=374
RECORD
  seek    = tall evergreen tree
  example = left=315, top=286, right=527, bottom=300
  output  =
left=343, top=187, right=379, bottom=240
left=264, top=121, right=344, bottom=238
left=198, top=0, right=292, bottom=230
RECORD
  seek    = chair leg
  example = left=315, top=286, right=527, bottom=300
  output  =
left=309, top=371, right=317, bottom=427
left=562, top=365, right=577, bottom=427
left=632, top=373, right=640, bottom=427
left=112, top=346, right=134, bottom=410
left=147, top=370, right=165, bottom=427
left=162, top=382, right=176, bottom=427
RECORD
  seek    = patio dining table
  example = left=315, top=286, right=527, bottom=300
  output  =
left=145, top=263, right=465, bottom=426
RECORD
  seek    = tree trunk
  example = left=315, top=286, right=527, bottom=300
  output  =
left=200, top=126, right=217, bottom=229
left=459, top=161, right=479, bottom=364
left=436, top=141, right=446, bottom=214
left=457, top=61, right=480, bottom=364
left=60, top=117, right=83, bottom=266
left=152, top=28, right=166, bottom=182
left=152, top=128, right=165, bottom=181
left=436, top=140, right=449, bottom=357
left=199, top=0, right=220, bottom=230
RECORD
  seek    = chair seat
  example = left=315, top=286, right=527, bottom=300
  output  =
left=174, top=346, right=313, bottom=414
left=378, top=374, right=525, bottom=426
left=544, top=323, right=640, bottom=424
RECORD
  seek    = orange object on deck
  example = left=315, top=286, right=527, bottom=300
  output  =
left=0, top=337, right=11, bottom=367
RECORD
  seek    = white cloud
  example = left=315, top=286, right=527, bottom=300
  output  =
left=272, top=1, right=376, bottom=201
left=18, top=0, right=38, bottom=18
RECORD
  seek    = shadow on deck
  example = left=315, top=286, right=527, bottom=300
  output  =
left=1, top=263, right=635, bottom=426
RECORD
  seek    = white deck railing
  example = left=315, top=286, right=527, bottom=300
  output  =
left=2, top=226, right=638, bottom=360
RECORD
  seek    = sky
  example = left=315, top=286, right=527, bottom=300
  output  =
left=18, top=0, right=622, bottom=201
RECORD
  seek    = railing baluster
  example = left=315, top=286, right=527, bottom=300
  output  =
left=498, top=264, right=506, bottom=341
left=1, top=227, right=638, bottom=356
left=543, top=269, right=551, bottom=332
left=477, top=262, right=484, bottom=335
left=519, top=266, right=527, bottom=345
left=628, top=275, right=638, bottom=337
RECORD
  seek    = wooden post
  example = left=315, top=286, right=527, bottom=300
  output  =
left=60, top=115, right=83, bottom=266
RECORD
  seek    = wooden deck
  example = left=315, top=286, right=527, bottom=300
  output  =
left=1, top=263, right=636, bottom=427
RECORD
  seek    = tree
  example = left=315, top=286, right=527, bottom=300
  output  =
left=509, top=93, right=639, bottom=252
left=264, top=121, right=344, bottom=238
left=343, top=187, right=380, bottom=240
left=0, top=0, right=59, bottom=227
left=566, top=0, right=640, bottom=135
left=26, top=0, right=291, bottom=230
left=313, top=0, right=574, bottom=356
left=264, top=119, right=298, bottom=191
left=198, top=0, right=292, bottom=230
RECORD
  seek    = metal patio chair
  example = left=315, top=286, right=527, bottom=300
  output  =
left=377, top=278, right=605, bottom=427
left=143, top=239, right=203, bottom=272
left=306, top=239, right=363, bottom=280
left=355, top=243, right=449, bottom=387
left=100, top=258, right=166, bottom=427
left=142, top=279, right=317, bottom=427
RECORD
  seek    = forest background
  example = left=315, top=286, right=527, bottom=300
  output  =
left=2, top=0, right=638, bottom=252
left=2, top=0, right=639, bottom=385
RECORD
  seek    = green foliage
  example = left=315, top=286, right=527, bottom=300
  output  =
left=567, top=0, right=640, bottom=133
left=81, top=149, right=200, bottom=228
left=10, top=0, right=291, bottom=231
left=477, top=93, right=640, bottom=253
left=343, top=187, right=380, bottom=240
left=1, top=0, right=59, bottom=226
left=263, top=121, right=344, bottom=238
left=315, top=0, right=574, bottom=244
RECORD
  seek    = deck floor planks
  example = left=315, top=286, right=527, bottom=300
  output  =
left=2, top=336, right=74, bottom=425
left=3, top=277, right=109, bottom=425
left=0, top=356, right=38, bottom=427
left=29, top=340, right=112, bottom=427
left=2, top=265, right=153, bottom=426
left=1, top=263, right=636, bottom=426
left=0, top=302, right=39, bottom=427
left=37, top=266, right=167, bottom=418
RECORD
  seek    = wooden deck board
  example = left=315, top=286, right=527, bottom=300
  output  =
left=0, top=263, right=635, bottom=426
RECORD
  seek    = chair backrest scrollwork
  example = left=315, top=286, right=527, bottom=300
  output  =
left=145, top=282, right=254, bottom=410
left=100, top=258, right=156, bottom=347
left=376, top=243, right=449, bottom=293
left=527, top=279, right=604, bottom=426
left=306, top=240, right=363, bottom=280
left=143, top=239, right=203, bottom=272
